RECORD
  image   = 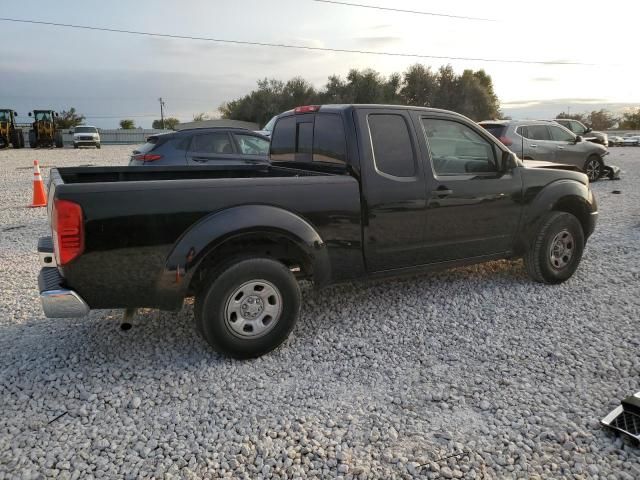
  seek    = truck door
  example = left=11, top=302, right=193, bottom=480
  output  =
left=356, top=109, right=430, bottom=272
left=414, top=114, right=522, bottom=262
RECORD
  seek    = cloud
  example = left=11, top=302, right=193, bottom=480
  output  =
left=354, top=36, right=403, bottom=48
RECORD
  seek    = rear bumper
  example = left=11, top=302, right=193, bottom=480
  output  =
left=39, top=268, right=89, bottom=318
left=38, top=236, right=89, bottom=318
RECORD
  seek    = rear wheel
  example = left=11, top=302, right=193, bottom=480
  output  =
left=195, top=257, right=301, bottom=358
left=584, top=155, right=603, bottom=182
left=524, top=211, right=585, bottom=284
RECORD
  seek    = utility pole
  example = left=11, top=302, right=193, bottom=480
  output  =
left=158, top=97, right=165, bottom=129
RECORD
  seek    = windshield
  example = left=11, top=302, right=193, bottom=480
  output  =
left=35, top=111, right=53, bottom=122
left=75, top=126, right=97, bottom=133
left=0, top=111, right=11, bottom=122
left=263, top=116, right=277, bottom=132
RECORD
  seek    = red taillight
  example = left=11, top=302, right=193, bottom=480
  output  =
left=294, top=105, right=320, bottom=114
left=133, top=154, right=163, bottom=162
left=498, top=135, right=513, bottom=146
left=52, top=199, right=84, bottom=265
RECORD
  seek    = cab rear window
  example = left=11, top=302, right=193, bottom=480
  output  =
left=270, top=113, right=347, bottom=167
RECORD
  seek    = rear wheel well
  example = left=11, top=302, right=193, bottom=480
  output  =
left=188, top=233, right=312, bottom=296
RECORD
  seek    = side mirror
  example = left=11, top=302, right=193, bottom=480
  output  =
left=68, top=130, right=74, bottom=134
left=584, top=127, right=592, bottom=134
left=55, top=113, right=59, bottom=117
left=502, top=151, right=518, bottom=171
left=575, top=135, right=583, bottom=144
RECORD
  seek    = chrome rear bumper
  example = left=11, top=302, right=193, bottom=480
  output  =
left=38, top=236, right=89, bottom=318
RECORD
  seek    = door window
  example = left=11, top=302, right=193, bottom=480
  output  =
left=549, top=125, right=575, bottom=142
left=235, top=134, right=269, bottom=155
left=313, top=114, right=347, bottom=165
left=368, top=114, right=416, bottom=178
left=523, top=125, right=551, bottom=141
left=191, top=133, right=233, bottom=154
left=421, top=118, right=497, bottom=175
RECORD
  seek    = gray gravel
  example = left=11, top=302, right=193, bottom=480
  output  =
left=1, top=145, right=639, bottom=479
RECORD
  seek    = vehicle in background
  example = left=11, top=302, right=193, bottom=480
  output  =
left=38, top=104, right=598, bottom=358
left=622, top=134, right=640, bottom=146
left=71, top=126, right=101, bottom=149
left=608, top=135, right=624, bottom=147
left=129, top=128, right=271, bottom=166
left=254, top=115, right=278, bottom=138
left=0, top=109, right=24, bottom=148
left=28, top=110, right=63, bottom=148
left=552, top=118, right=608, bottom=147
left=479, top=119, right=609, bottom=182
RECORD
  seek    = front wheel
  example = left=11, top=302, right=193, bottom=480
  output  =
left=524, top=211, right=585, bottom=284
left=195, top=257, right=301, bottom=358
left=584, top=155, right=603, bottom=182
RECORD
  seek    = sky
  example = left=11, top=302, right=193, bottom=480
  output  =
left=2, top=0, right=639, bottom=128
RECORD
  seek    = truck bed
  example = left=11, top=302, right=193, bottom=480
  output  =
left=56, top=164, right=325, bottom=184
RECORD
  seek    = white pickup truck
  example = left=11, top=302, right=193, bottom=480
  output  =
left=72, top=125, right=101, bottom=149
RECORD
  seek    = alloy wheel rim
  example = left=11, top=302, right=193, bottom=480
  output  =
left=549, top=229, right=574, bottom=270
left=586, top=159, right=600, bottom=181
left=224, top=280, right=282, bottom=338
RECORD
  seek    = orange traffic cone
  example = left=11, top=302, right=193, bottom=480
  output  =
left=30, top=160, right=47, bottom=208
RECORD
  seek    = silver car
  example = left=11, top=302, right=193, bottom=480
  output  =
left=479, top=119, right=609, bottom=182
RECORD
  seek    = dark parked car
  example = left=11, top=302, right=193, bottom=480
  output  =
left=129, top=128, right=270, bottom=166
left=38, top=104, right=597, bottom=358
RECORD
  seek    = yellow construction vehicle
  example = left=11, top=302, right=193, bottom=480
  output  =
left=0, top=109, right=25, bottom=148
left=28, top=110, right=64, bottom=148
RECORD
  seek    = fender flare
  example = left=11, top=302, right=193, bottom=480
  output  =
left=519, top=179, right=593, bottom=248
left=156, top=205, right=330, bottom=304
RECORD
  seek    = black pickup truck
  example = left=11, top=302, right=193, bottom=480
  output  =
left=38, top=105, right=598, bottom=358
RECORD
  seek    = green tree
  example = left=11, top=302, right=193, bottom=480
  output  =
left=454, top=69, right=501, bottom=121
left=219, top=64, right=502, bottom=123
left=192, top=112, right=211, bottom=122
left=586, top=109, right=618, bottom=130
left=119, top=119, right=135, bottom=129
left=555, top=111, right=588, bottom=123
left=619, top=108, right=640, bottom=130
left=152, top=117, right=180, bottom=130
left=400, top=64, right=437, bottom=107
left=56, top=108, right=86, bottom=129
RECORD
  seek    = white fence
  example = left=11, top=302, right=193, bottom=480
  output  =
left=16, top=127, right=171, bottom=146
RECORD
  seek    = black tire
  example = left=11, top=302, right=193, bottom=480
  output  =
left=584, top=155, right=603, bottom=182
left=10, top=131, right=20, bottom=148
left=0, top=136, right=7, bottom=149
left=74, top=144, right=78, bottom=149
left=524, top=211, right=585, bottom=284
left=96, top=143, right=101, bottom=149
left=195, top=257, right=301, bottom=358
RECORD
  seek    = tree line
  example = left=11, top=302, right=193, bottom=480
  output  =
left=554, top=109, right=640, bottom=131
left=220, top=64, right=501, bottom=126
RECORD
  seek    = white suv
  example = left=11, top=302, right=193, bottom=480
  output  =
left=72, top=126, right=101, bottom=149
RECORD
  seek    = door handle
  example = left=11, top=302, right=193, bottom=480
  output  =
left=557, top=146, right=565, bottom=150
left=431, top=187, right=453, bottom=198
left=192, top=156, right=209, bottom=162
left=529, top=144, right=537, bottom=148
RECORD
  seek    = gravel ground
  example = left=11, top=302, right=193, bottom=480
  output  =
left=0, top=145, right=639, bottom=479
